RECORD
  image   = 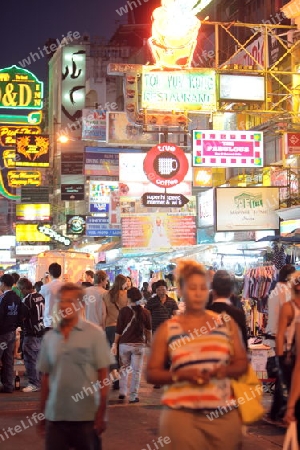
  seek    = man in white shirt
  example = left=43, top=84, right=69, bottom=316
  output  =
left=84, top=270, right=108, bottom=329
left=40, top=263, right=63, bottom=331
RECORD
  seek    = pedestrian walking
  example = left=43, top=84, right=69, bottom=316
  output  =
left=40, top=263, right=63, bottom=331
left=112, top=287, right=152, bottom=403
left=37, top=282, right=112, bottom=450
left=0, top=274, right=23, bottom=393
left=84, top=270, right=108, bottom=329
left=17, top=277, right=45, bottom=392
left=146, top=260, right=248, bottom=450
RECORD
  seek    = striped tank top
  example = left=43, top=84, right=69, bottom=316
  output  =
left=162, top=314, right=233, bottom=410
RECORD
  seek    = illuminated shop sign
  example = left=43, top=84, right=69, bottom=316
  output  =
left=143, top=143, right=189, bottom=188
left=16, top=224, right=51, bottom=242
left=66, top=215, right=86, bottom=235
left=0, top=126, right=41, bottom=147
left=219, top=74, right=265, bottom=102
left=141, top=69, right=216, bottom=111
left=7, top=171, right=41, bottom=187
left=0, top=111, right=42, bottom=125
left=216, top=187, right=279, bottom=232
left=148, top=0, right=202, bottom=69
left=0, top=65, right=43, bottom=109
left=16, top=204, right=51, bottom=221
left=37, top=225, right=71, bottom=246
left=16, top=134, right=50, bottom=167
left=193, top=130, right=263, bottom=168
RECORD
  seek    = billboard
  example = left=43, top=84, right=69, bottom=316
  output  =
left=216, top=187, right=280, bottom=232
left=16, top=204, right=51, bottom=221
left=89, top=181, right=119, bottom=220
left=141, top=68, right=216, bottom=111
left=193, top=130, right=263, bottom=168
left=84, top=148, right=119, bottom=177
left=280, top=219, right=300, bottom=237
left=122, top=214, right=196, bottom=250
left=82, top=109, right=107, bottom=141
left=85, top=217, right=121, bottom=237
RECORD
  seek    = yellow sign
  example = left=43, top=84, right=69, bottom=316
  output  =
left=16, top=134, right=50, bottom=167
left=148, top=0, right=202, bottom=68
left=0, top=126, right=41, bottom=147
left=16, top=204, right=50, bottom=221
left=3, top=149, right=16, bottom=168
left=7, top=170, right=41, bottom=187
left=16, top=224, right=50, bottom=242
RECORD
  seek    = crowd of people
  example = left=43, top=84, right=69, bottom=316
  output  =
left=0, top=261, right=299, bottom=449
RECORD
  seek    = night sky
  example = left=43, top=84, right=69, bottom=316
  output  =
left=0, top=0, right=133, bottom=82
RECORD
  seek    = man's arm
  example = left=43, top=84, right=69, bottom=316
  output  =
left=37, top=373, right=49, bottom=435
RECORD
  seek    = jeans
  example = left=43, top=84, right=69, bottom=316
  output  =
left=105, top=326, right=118, bottom=371
left=0, top=331, right=16, bottom=392
left=23, top=335, right=43, bottom=388
left=119, top=343, right=145, bottom=401
left=46, top=421, right=96, bottom=450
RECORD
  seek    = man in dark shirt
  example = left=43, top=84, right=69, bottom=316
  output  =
left=0, top=274, right=22, bottom=393
left=17, top=277, right=45, bottom=392
left=207, top=270, right=248, bottom=349
left=146, top=280, right=179, bottom=333
left=82, top=270, right=95, bottom=288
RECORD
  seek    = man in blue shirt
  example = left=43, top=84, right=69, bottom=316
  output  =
left=37, top=282, right=112, bottom=450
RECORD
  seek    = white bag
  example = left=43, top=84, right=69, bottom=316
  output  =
left=283, top=422, right=299, bottom=450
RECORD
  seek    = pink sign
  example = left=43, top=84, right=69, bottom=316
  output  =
left=192, top=130, right=264, bottom=168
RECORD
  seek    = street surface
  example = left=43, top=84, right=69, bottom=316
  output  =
left=0, top=362, right=287, bottom=450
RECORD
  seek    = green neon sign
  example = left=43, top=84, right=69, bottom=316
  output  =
left=0, top=65, right=43, bottom=110
left=0, top=111, right=42, bottom=124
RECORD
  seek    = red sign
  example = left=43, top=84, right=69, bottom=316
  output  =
left=285, top=132, right=300, bottom=155
left=143, top=143, right=189, bottom=187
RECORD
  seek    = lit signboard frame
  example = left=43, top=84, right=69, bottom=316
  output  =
left=141, top=67, right=216, bottom=111
left=16, top=134, right=50, bottom=167
left=192, top=130, right=264, bottom=168
left=219, top=74, right=265, bottom=102
left=0, top=65, right=43, bottom=109
left=16, top=204, right=51, bottom=221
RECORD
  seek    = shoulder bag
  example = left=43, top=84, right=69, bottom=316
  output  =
left=226, top=315, right=265, bottom=424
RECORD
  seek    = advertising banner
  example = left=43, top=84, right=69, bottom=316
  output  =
left=0, top=126, right=41, bottom=147
left=84, top=148, right=119, bottom=177
left=122, top=214, right=196, bottom=250
left=219, top=74, right=265, bottom=102
left=89, top=181, right=120, bottom=223
left=280, top=219, right=300, bottom=236
left=193, top=130, right=263, bottom=168
left=15, top=245, right=50, bottom=255
left=82, top=109, right=107, bottom=141
left=285, top=132, right=300, bottom=155
left=216, top=187, right=279, bottom=231
left=61, top=153, right=83, bottom=175
left=85, top=217, right=121, bottom=237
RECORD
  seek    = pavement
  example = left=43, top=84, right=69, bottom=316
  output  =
left=0, top=361, right=287, bottom=450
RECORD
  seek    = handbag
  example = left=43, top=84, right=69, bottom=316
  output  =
left=225, top=315, right=265, bottom=424
left=283, top=422, right=299, bottom=450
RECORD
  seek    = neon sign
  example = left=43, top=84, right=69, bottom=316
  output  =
left=7, top=170, right=41, bottom=187
left=0, top=126, right=41, bottom=146
left=148, top=0, right=202, bottom=68
left=0, top=66, right=43, bottom=109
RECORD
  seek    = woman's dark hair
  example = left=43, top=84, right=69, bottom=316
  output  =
left=278, top=264, right=296, bottom=282
left=109, top=274, right=127, bottom=304
left=34, top=281, right=43, bottom=293
left=128, top=287, right=145, bottom=334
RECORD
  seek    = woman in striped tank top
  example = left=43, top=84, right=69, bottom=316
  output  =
left=146, top=260, right=248, bottom=450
